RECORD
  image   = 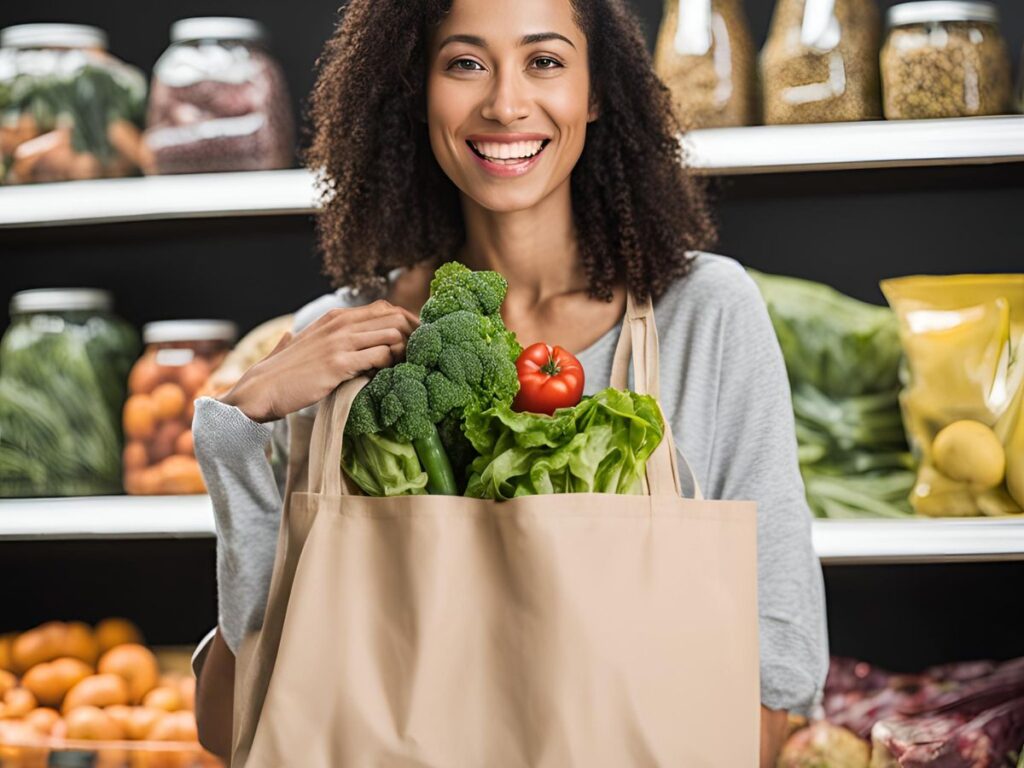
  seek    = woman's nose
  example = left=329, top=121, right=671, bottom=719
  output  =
left=480, top=68, right=529, bottom=125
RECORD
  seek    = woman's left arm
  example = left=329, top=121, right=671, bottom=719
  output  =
left=697, top=265, right=830, bottom=760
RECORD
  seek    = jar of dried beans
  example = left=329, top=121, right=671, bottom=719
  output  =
left=143, top=17, right=294, bottom=175
left=123, top=320, right=236, bottom=495
left=654, top=0, right=757, bottom=129
left=761, top=0, right=882, bottom=124
left=881, top=1, right=1012, bottom=120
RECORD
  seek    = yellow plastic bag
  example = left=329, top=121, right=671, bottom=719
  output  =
left=881, top=275, right=1024, bottom=517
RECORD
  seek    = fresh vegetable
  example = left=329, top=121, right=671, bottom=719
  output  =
left=777, top=721, right=870, bottom=768
left=463, top=387, right=664, bottom=499
left=343, top=262, right=521, bottom=496
left=512, top=342, right=585, bottom=415
left=932, top=420, right=1006, bottom=490
left=751, top=271, right=914, bottom=519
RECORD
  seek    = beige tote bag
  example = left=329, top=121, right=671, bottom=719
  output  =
left=230, top=294, right=760, bottom=767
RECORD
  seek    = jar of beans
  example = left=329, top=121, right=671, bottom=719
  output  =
left=654, top=0, right=757, bottom=129
left=881, top=2, right=1012, bottom=120
left=761, top=0, right=882, bottom=125
left=123, top=320, right=236, bottom=495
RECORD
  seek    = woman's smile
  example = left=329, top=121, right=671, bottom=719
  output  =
left=466, top=133, right=552, bottom=177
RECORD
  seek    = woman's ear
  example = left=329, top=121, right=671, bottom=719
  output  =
left=588, top=93, right=600, bottom=122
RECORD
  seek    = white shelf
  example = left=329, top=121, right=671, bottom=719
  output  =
left=1, top=117, right=1022, bottom=228
left=812, top=517, right=1024, bottom=564
left=684, top=115, right=1024, bottom=175
left=0, top=495, right=215, bottom=540
left=2, top=495, right=1024, bottom=563
left=0, top=168, right=316, bottom=228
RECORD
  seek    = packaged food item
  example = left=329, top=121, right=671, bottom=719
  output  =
left=761, top=0, right=882, bottom=124
left=751, top=271, right=914, bottom=519
left=653, top=0, right=757, bottom=128
left=882, top=275, right=1024, bottom=517
left=0, top=24, right=147, bottom=184
left=881, top=1, right=1012, bottom=120
left=143, top=17, right=294, bottom=175
left=0, top=289, right=139, bottom=498
left=124, top=320, right=236, bottom=495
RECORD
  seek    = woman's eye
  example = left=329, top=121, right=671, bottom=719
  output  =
left=532, top=57, right=563, bottom=70
left=450, top=58, right=484, bottom=72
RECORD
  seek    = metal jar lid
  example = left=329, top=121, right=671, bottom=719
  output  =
left=10, top=288, right=112, bottom=315
left=0, top=23, right=107, bottom=50
left=170, top=17, right=266, bottom=44
left=143, top=320, right=238, bottom=345
left=887, top=1, right=1000, bottom=27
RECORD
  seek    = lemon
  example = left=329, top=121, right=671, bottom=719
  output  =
left=932, top=420, right=1005, bottom=490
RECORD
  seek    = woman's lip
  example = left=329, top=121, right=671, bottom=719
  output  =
left=465, top=139, right=549, bottom=178
left=466, top=132, right=551, bottom=142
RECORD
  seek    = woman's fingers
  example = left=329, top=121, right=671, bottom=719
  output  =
left=349, top=328, right=407, bottom=352
left=345, top=312, right=417, bottom=338
left=348, top=345, right=395, bottom=373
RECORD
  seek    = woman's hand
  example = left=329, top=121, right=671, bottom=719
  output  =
left=220, top=300, right=419, bottom=423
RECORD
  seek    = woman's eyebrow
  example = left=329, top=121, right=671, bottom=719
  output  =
left=438, top=32, right=577, bottom=50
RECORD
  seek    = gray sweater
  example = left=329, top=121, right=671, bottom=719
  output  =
left=192, top=253, right=829, bottom=716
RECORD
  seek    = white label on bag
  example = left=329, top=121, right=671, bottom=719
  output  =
left=674, top=0, right=713, bottom=56
left=801, top=0, right=841, bottom=50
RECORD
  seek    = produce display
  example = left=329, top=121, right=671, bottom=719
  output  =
left=882, top=275, right=1024, bottom=518
left=0, top=289, right=139, bottom=498
left=0, top=24, right=148, bottom=184
left=122, top=321, right=235, bottom=496
left=0, top=619, right=221, bottom=767
left=752, top=272, right=914, bottom=518
left=881, top=2, right=1013, bottom=120
left=760, top=0, right=882, bottom=124
left=653, top=0, right=757, bottom=129
left=143, top=18, right=294, bottom=175
left=342, top=263, right=664, bottom=498
left=779, top=655, right=1024, bottom=767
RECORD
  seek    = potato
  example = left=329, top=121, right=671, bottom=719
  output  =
left=0, top=670, right=16, bottom=698
left=21, top=657, right=92, bottom=708
left=62, top=674, right=129, bottom=714
left=11, top=623, right=65, bottom=674
left=24, top=708, right=60, bottom=736
left=4, top=687, right=37, bottom=717
left=0, top=634, right=15, bottom=672
left=151, top=383, right=187, bottom=421
left=142, top=685, right=182, bottom=713
left=124, top=395, right=158, bottom=441
left=94, top=619, right=144, bottom=656
left=129, top=357, right=165, bottom=396
left=933, top=420, right=1006, bottom=490
left=65, top=705, right=125, bottom=740
left=157, top=456, right=206, bottom=494
left=62, top=622, right=99, bottom=666
left=124, top=441, right=149, bottom=472
left=98, top=644, right=159, bottom=704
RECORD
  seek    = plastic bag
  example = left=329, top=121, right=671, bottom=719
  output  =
left=881, top=275, right=1024, bottom=517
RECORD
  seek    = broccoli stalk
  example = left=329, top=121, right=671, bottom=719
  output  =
left=342, top=262, right=521, bottom=496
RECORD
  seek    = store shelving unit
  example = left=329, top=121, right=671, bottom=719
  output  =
left=2, top=116, right=1023, bottom=228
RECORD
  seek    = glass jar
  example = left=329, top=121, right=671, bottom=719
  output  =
left=653, top=0, right=757, bottom=128
left=0, top=24, right=147, bottom=184
left=0, top=289, right=139, bottom=497
left=143, top=17, right=294, bottom=175
left=761, top=0, right=882, bottom=124
left=123, top=320, right=236, bottom=495
left=881, top=2, right=1012, bottom=120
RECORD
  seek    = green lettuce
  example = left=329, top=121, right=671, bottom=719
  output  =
left=463, top=388, right=664, bottom=500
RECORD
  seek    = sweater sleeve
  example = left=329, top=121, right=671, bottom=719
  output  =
left=192, top=396, right=288, bottom=654
left=704, top=269, right=830, bottom=717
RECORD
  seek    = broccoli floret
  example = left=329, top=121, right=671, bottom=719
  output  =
left=420, top=262, right=509, bottom=323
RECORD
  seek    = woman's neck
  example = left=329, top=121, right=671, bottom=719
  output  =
left=457, top=178, right=586, bottom=303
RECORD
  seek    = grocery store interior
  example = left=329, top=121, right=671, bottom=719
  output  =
left=1, top=0, right=1023, bottom=765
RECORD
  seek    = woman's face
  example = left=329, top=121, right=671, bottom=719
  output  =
left=426, top=0, right=596, bottom=213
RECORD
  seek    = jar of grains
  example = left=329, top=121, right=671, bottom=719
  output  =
left=653, top=0, right=757, bottom=128
left=881, top=2, right=1012, bottom=120
left=761, top=0, right=882, bottom=124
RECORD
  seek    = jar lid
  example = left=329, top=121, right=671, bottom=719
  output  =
left=10, top=288, right=112, bottom=315
left=170, top=17, right=266, bottom=44
left=143, top=320, right=238, bottom=344
left=0, top=23, right=107, bottom=50
left=887, top=1, right=1000, bottom=27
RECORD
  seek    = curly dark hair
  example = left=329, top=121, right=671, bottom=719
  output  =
left=307, top=0, right=716, bottom=301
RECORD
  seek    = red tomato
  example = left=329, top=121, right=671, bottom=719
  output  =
left=513, top=343, right=585, bottom=415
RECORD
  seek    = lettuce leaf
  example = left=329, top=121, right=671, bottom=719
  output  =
left=463, top=388, right=664, bottom=500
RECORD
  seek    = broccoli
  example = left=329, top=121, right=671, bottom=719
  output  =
left=343, top=262, right=522, bottom=496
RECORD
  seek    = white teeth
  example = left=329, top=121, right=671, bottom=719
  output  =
left=471, top=140, right=545, bottom=161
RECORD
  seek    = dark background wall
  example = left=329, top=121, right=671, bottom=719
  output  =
left=2, top=1, right=1023, bottom=665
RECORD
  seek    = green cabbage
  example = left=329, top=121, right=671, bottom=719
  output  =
left=463, top=388, right=664, bottom=500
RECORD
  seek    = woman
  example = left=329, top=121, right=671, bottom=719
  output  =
left=192, top=0, right=828, bottom=764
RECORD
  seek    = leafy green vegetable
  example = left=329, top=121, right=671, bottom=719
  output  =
left=750, top=270, right=914, bottom=518
left=0, top=309, right=139, bottom=497
left=343, top=263, right=522, bottom=496
left=341, top=429, right=427, bottom=497
left=463, top=388, right=664, bottom=500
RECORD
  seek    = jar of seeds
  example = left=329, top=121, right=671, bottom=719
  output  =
left=654, top=0, right=757, bottom=129
left=881, top=2, right=1012, bottom=120
left=761, top=0, right=882, bottom=124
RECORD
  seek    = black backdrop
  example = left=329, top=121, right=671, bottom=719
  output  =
left=2, top=1, right=1023, bottom=666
